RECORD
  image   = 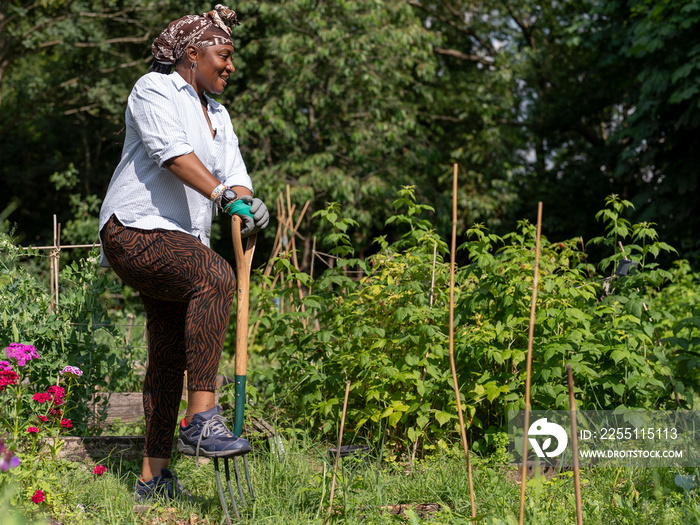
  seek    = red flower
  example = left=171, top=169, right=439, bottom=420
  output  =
left=37, top=415, right=48, bottom=422
left=60, top=419, right=72, bottom=429
left=27, top=427, right=39, bottom=434
left=93, top=464, right=107, bottom=476
left=49, top=408, right=62, bottom=417
left=31, top=489, right=45, bottom=504
left=33, top=392, right=51, bottom=403
left=0, top=370, right=19, bottom=392
left=46, top=385, right=65, bottom=406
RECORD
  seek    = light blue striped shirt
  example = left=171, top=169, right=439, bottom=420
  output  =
left=99, top=71, right=253, bottom=266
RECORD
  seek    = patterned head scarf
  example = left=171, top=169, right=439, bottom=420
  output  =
left=151, top=4, right=240, bottom=66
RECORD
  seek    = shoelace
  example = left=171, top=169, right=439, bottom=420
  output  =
left=194, top=414, right=235, bottom=467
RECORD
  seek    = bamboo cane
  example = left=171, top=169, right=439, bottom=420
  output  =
left=448, top=163, right=477, bottom=521
left=54, top=221, right=61, bottom=311
left=327, top=380, right=351, bottom=523
left=518, top=201, right=544, bottom=525
left=567, top=364, right=584, bottom=525
left=50, top=218, right=55, bottom=312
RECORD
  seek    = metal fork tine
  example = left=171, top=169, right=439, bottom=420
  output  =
left=232, top=457, right=246, bottom=502
left=242, top=455, right=255, bottom=500
left=227, top=457, right=247, bottom=510
left=214, top=457, right=239, bottom=523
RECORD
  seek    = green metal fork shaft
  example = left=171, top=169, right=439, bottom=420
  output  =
left=233, top=374, right=246, bottom=437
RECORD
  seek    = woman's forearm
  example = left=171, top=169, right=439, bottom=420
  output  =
left=163, top=152, right=253, bottom=199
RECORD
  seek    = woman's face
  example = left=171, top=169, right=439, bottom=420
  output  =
left=195, top=43, right=235, bottom=95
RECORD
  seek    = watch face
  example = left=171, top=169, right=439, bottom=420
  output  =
left=222, top=189, right=237, bottom=202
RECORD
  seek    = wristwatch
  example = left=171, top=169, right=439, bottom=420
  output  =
left=220, top=188, right=238, bottom=207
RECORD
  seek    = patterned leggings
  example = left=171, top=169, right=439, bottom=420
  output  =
left=100, top=214, right=235, bottom=458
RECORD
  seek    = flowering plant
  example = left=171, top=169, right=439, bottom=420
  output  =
left=0, top=342, right=83, bottom=511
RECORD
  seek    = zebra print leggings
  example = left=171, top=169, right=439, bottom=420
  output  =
left=100, top=214, right=235, bottom=458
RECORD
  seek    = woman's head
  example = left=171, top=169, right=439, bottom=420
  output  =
left=150, top=5, right=240, bottom=74
left=183, top=32, right=235, bottom=96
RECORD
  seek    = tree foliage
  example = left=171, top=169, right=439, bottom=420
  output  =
left=0, top=0, right=698, bottom=268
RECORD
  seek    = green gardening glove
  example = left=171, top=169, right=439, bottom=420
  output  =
left=223, top=199, right=255, bottom=236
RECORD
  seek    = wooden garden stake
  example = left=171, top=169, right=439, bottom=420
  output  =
left=518, top=201, right=543, bottom=525
left=448, top=163, right=477, bottom=521
left=49, top=215, right=61, bottom=312
left=327, top=380, right=351, bottom=523
left=567, top=364, right=583, bottom=525
left=49, top=218, right=55, bottom=312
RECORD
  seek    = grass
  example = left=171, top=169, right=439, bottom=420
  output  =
left=6, top=431, right=700, bottom=525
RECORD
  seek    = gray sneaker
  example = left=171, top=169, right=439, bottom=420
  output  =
left=176, top=406, right=251, bottom=466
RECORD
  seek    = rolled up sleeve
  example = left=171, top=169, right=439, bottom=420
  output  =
left=128, top=75, right=194, bottom=167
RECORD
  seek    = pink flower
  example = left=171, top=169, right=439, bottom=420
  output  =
left=31, top=489, right=45, bottom=504
left=5, top=343, right=39, bottom=367
left=60, top=419, right=72, bottom=429
left=0, top=360, right=11, bottom=371
left=37, top=415, right=48, bottom=422
left=27, top=427, right=39, bottom=434
left=0, top=370, right=19, bottom=392
left=60, top=365, right=83, bottom=378
left=93, top=464, right=107, bottom=476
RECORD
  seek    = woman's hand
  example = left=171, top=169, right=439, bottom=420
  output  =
left=238, top=196, right=269, bottom=237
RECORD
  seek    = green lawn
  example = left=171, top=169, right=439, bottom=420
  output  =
left=4, top=431, right=700, bottom=525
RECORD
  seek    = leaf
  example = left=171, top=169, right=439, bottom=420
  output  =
left=435, top=411, right=454, bottom=426
left=380, top=406, right=394, bottom=419
left=388, top=410, right=403, bottom=427
left=610, top=349, right=630, bottom=364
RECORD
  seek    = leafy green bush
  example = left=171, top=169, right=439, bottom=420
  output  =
left=455, top=195, right=681, bottom=436
left=251, top=191, right=697, bottom=457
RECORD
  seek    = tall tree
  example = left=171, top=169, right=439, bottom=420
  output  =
left=410, top=0, right=700, bottom=266
left=225, top=0, right=443, bottom=263
left=0, top=1, right=204, bottom=243
left=606, top=0, right=700, bottom=261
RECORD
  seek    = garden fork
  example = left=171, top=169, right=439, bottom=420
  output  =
left=212, top=216, right=256, bottom=524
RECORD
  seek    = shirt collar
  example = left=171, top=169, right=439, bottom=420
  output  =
left=168, top=72, right=222, bottom=112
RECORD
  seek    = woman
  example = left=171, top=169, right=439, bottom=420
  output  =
left=98, top=5, right=269, bottom=500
